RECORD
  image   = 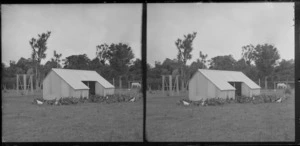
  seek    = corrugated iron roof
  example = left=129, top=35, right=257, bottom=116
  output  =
left=198, top=69, right=261, bottom=91
left=52, top=68, right=114, bottom=90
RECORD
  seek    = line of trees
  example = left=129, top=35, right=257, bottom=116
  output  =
left=2, top=31, right=141, bottom=90
left=2, top=31, right=294, bottom=90
left=147, top=32, right=295, bottom=90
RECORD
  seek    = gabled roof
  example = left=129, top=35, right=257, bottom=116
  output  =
left=198, top=69, right=261, bottom=91
left=52, top=68, right=114, bottom=90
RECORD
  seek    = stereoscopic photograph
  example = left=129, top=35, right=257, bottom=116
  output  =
left=146, top=3, right=295, bottom=141
left=2, top=4, right=142, bottom=142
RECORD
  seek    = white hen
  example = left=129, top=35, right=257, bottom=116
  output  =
left=182, top=101, right=190, bottom=106
left=130, top=97, right=136, bottom=102
left=276, top=97, right=282, bottom=103
left=37, top=100, right=43, bottom=105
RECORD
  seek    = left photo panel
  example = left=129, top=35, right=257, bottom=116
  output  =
left=2, top=4, right=143, bottom=142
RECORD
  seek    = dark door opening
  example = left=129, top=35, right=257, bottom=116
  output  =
left=228, top=82, right=242, bottom=96
left=82, top=81, right=96, bottom=95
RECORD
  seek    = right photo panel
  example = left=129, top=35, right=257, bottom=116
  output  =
left=146, top=3, right=295, bottom=142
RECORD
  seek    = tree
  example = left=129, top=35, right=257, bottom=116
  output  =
left=273, top=59, right=294, bottom=81
left=175, top=32, right=197, bottom=90
left=234, top=58, right=259, bottom=82
left=89, top=57, right=116, bottom=80
left=96, top=43, right=111, bottom=65
left=129, top=58, right=142, bottom=81
left=147, top=62, right=164, bottom=90
left=16, top=57, right=34, bottom=73
left=241, top=44, right=256, bottom=66
left=2, top=63, right=7, bottom=77
left=108, top=43, right=135, bottom=76
left=2, top=61, right=25, bottom=89
left=63, top=54, right=91, bottom=70
left=89, top=57, right=103, bottom=70
left=147, top=61, right=163, bottom=79
left=29, top=31, right=51, bottom=89
left=160, top=58, right=180, bottom=75
left=187, top=51, right=208, bottom=79
left=254, top=44, right=280, bottom=79
left=8, top=61, right=24, bottom=75
left=53, top=50, right=62, bottom=68
left=42, top=59, right=60, bottom=78
left=188, top=60, right=204, bottom=79
left=199, top=51, right=208, bottom=69
left=209, top=55, right=237, bottom=70
left=210, top=55, right=236, bottom=70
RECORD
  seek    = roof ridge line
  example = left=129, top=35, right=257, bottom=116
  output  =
left=52, top=68, right=96, bottom=72
left=198, top=69, right=242, bottom=72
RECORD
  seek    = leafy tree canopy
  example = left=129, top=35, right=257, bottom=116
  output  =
left=63, top=54, right=91, bottom=70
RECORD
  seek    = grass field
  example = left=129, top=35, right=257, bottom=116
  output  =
left=2, top=90, right=143, bottom=142
left=146, top=89, right=295, bottom=142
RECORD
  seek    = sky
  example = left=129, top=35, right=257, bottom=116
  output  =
left=2, top=4, right=142, bottom=66
left=148, top=3, right=294, bottom=66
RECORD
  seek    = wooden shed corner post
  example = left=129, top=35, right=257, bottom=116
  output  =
left=119, top=76, right=122, bottom=89
left=169, top=75, right=172, bottom=96
left=176, top=75, right=179, bottom=95
left=112, top=78, right=115, bottom=87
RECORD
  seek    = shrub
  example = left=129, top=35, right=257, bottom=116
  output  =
left=251, top=93, right=279, bottom=104
left=58, top=97, right=80, bottom=105
left=33, top=94, right=141, bottom=106
left=45, top=99, right=56, bottom=105
left=79, top=96, right=88, bottom=103
left=205, top=98, right=226, bottom=106
left=177, top=98, right=228, bottom=106
left=235, top=96, right=252, bottom=103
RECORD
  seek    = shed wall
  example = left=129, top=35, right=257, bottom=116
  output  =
left=104, top=88, right=115, bottom=96
left=241, top=83, right=260, bottom=97
left=60, top=78, right=71, bottom=98
left=189, top=72, right=210, bottom=101
left=241, top=82, right=250, bottom=97
left=95, top=82, right=105, bottom=96
left=252, top=89, right=260, bottom=96
left=95, top=81, right=115, bottom=96
left=43, top=71, right=62, bottom=100
left=43, top=74, right=50, bottom=99
left=71, top=89, right=89, bottom=98
left=207, top=79, right=217, bottom=99
left=217, top=90, right=235, bottom=99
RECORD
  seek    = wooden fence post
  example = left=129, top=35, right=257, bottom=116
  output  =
left=162, top=75, right=165, bottom=94
left=16, top=74, right=19, bottom=94
left=176, top=75, right=179, bottom=95
left=169, top=75, right=172, bottom=96
left=23, top=74, right=26, bottom=95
